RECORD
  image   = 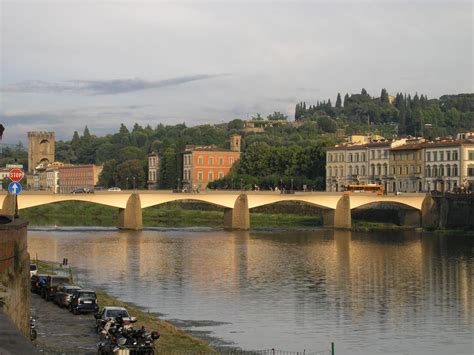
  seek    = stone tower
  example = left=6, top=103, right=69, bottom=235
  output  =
left=230, top=134, right=241, bottom=152
left=27, top=131, right=55, bottom=173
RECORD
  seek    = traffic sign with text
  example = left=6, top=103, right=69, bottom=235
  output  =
left=9, top=168, right=24, bottom=182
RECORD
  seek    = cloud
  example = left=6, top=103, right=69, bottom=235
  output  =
left=1, top=74, right=227, bottom=95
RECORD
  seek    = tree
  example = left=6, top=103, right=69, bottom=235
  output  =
left=361, top=88, right=368, bottom=96
left=380, top=88, right=389, bottom=104
left=83, top=126, right=91, bottom=139
left=159, top=147, right=178, bottom=189
left=267, top=112, right=288, bottom=121
left=115, top=159, right=146, bottom=189
left=343, top=94, right=350, bottom=108
left=228, top=119, right=244, bottom=130
left=335, top=93, right=342, bottom=108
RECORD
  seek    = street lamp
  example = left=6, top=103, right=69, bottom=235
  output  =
left=280, top=178, right=283, bottom=193
left=178, top=178, right=181, bottom=192
left=291, top=178, right=294, bottom=193
left=126, top=177, right=129, bottom=190
left=231, top=178, right=234, bottom=190
left=132, top=177, right=136, bottom=190
left=240, top=178, right=243, bottom=192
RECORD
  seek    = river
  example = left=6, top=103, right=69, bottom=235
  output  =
left=27, top=228, right=473, bottom=354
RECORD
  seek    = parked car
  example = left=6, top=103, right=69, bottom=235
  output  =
left=70, top=187, right=94, bottom=194
left=95, top=306, right=136, bottom=332
left=54, top=285, right=82, bottom=308
left=107, top=187, right=122, bottom=192
left=30, top=264, right=38, bottom=277
left=41, top=275, right=71, bottom=301
left=69, top=289, right=99, bottom=315
left=31, top=274, right=49, bottom=294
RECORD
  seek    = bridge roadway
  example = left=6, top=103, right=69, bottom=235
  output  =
left=0, top=191, right=429, bottom=230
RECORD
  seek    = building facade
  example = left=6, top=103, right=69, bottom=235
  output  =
left=147, top=152, right=160, bottom=190
left=182, top=135, right=241, bottom=191
left=390, top=144, right=424, bottom=193
left=58, top=165, right=103, bottom=193
left=424, top=141, right=462, bottom=192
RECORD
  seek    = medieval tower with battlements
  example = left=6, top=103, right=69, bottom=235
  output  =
left=27, top=132, right=55, bottom=173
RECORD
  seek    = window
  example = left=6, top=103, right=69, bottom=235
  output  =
left=355, top=166, right=359, bottom=175
left=426, top=166, right=431, bottom=177
left=440, top=151, right=444, bottom=161
left=198, top=156, right=203, bottom=165
left=209, top=157, right=214, bottom=165
left=355, top=153, right=359, bottom=162
left=447, top=151, right=451, bottom=161
left=328, top=167, right=332, bottom=177
left=453, top=150, right=458, bottom=160
left=371, top=151, right=375, bottom=159
left=405, top=166, right=409, bottom=175
left=377, top=150, right=381, bottom=159
left=230, top=158, right=234, bottom=165
left=383, top=164, right=387, bottom=175
left=433, top=152, right=438, bottom=161
left=218, top=172, right=224, bottom=179
left=197, top=171, right=203, bottom=181
left=453, top=164, right=458, bottom=176
left=348, top=154, right=353, bottom=162
left=399, top=166, right=402, bottom=175
left=371, top=164, right=375, bottom=176
left=432, top=165, right=437, bottom=177
left=469, top=151, right=474, bottom=160
left=439, top=165, right=444, bottom=176
left=377, top=164, right=381, bottom=175
left=362, top=153, right=366, bottom=162
left=219, top=157, right=224, bottom=165
left=361, top=165, right=366, bottom=176
left=348, top=166, right=353, bottom=176
left=391, top=167, right=395, bottom=175
left=384, top=150, right=388, bottom=158
left=468, top=167, right=474, bottom=177
left=208, top=172, right=214, bottom=181
left=446, top=164, right=451, bottom=177
left=339, top=166, right=343, bottom=176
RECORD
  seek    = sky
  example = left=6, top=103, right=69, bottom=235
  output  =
left=1, top=0, right=472, bottom=144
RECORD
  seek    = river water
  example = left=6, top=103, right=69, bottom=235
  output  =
left=27, top=228, right=473, bottom=354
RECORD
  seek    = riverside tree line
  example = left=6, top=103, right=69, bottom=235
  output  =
left=1, top=91, right=472, bottom=191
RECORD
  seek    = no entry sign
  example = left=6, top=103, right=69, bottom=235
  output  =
left=9, top=168, right=24, bottom=182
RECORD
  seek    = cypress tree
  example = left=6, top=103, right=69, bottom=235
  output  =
left=335, top=93, right=342, bottom=108
left=343, top=94, right=350, bottom=107
left=380, top=88, right=389, bottom=103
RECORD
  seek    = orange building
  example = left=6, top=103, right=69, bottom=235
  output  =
left=182, top=134, right=241, bottom=190
left=58, top=164, right=103, bottom=193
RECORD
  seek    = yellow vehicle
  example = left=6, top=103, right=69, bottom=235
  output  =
left=343, top=184, right=384, bottom=195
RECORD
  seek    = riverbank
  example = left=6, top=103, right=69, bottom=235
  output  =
left=21, top=201, right=322, bottom=228
left=34, top=260, right=215, bottom=353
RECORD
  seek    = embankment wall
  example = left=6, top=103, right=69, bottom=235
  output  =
left=0, top=218, right=30, bottom=336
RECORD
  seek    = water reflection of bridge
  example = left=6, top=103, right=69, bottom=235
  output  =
left=1, top=191, right=432, bottom=230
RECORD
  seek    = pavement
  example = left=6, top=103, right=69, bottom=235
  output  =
left=0, top=309, right=37, bottom=355
left=30, top=292, right=98, bottom=354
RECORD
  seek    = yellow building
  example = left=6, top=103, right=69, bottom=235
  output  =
left=390, top=144, right=424, bottom=192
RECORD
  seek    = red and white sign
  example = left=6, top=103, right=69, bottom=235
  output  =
left=9, top=168, right=24, bottom=182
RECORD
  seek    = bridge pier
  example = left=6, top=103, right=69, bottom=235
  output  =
left=118, top=193, right=143, bottom=230
left=421, top=195, right=441, bottom=229
left=223, top=194, right=250, bottom=230
left=334, top=195, right=351, bottom=229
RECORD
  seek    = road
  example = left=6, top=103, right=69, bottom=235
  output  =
left=30, top=293, right=97, bottom=354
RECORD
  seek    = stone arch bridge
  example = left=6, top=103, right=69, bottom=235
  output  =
left=0, top=191, right=432, bottom=230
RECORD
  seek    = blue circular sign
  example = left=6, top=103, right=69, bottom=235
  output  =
left=8, top=182, right=23, bottom=194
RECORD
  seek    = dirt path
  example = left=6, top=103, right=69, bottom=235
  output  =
left=30, top=293, right=98, bottom=354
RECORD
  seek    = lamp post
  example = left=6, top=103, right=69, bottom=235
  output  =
left=291, top=178, right=294, bottom=193
left=178, top=178, right=181, bottom=192
left=132, top=177, right=136, bottom=190
left=231, top=178, right=234, bottom=190
left=126, top=177, right=129, bottom=190
left=280, top=178, right=283, bottom=193
left=240, top=178, right=243, bottom=192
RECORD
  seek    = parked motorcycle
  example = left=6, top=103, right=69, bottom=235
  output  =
left=30, top=317, right=37, bottom=341
left=97, top=317, right=159, bottom=355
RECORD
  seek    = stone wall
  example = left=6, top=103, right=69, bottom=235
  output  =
left=422, top=194, right=474, bottom=229
left=0, top=218, right=30, bottom=336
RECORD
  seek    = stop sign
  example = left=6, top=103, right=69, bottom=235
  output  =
left=9, top=168, right=24, bottom=182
